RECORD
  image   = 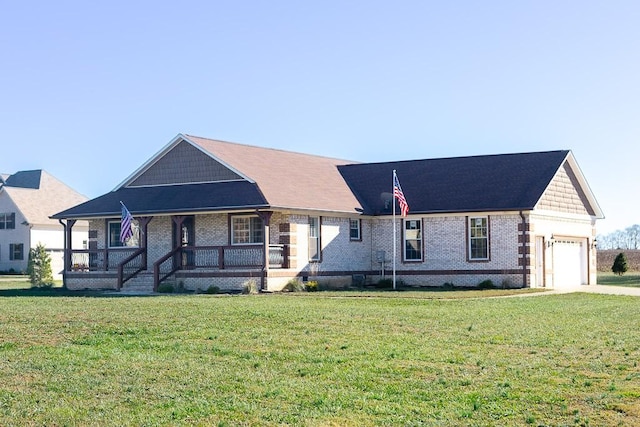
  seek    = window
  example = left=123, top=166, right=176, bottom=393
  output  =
left=0, top=213, right=15, bottom=230
left=469, top=217, right=489, bottom=260
left=9, top=243, right=23, bottom=260
left=231, top=216, right=264, bottom=245
left=403, top=219, right=422, bottom=261
left=108, top=220, right=139, bottom=248
left=309, top=216, right=321, bottom=261
left=349, top=219, right=361, bottom=241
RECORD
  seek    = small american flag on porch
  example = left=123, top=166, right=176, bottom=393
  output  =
left=120, top=201, right=134, bottom=243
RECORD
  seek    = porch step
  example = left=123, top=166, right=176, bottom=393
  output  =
left=120, top=273, right=155, bottom=294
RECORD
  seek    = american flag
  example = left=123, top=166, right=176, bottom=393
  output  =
left=120, top=202, right=134, bottom=243
left=393, top=171, right=409, bottom=217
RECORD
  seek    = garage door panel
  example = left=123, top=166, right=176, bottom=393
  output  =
left=553, top=240, right=584, bottom=289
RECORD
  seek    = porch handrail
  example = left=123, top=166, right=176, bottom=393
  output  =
left=117, top=247, right=147, bottom=290
left=153, top=246, right=183, bottom=292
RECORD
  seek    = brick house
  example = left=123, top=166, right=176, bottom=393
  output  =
left=51, top=134, right=603, bottom=292
left=0, top=170, right=88, bottom=278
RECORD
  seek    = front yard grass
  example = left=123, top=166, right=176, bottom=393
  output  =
left=598, top=271, right=640, bottom=287
left=1, top=291, right=639, bottom=425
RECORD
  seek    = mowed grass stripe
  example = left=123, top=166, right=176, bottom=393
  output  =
left=0, top=293, right=639, bottom=426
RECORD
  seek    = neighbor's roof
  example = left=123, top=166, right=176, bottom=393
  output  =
left=2, top=170, right=88, bottom=225
left=338, top=150, right=602, bottom=216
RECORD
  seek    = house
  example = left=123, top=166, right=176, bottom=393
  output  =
left=51, top=134, right=603, bottom=292
left=0, top=170, right=89, bottom=278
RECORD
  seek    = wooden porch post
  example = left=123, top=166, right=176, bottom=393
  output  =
left=59, top=219, right=75, bottom=288
left=137, top=216, right=153, bottom=268
left=257, top=211, right=272, bottom=291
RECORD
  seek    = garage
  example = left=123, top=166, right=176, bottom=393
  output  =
left=552, top=239, right=587, bottom=290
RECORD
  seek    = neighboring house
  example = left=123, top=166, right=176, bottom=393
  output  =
left=0, top=170, right=89, bottom=279
left=52, top=134, right=603, bottom=292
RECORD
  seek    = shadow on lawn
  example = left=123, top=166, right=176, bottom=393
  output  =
left=0, top=287, right=160, bottom=298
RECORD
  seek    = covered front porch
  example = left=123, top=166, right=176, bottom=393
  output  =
left=59, top=212, right=292, bottom=292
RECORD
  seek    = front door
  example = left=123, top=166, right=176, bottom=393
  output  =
left=172, top=216, right=195, bottom=268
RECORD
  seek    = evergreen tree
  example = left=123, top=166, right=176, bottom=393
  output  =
left=27, top=243, right=54, bottom=287
left=611, top=252, right=629, bottom=276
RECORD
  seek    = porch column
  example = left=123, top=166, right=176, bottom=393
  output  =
left=257, top=211, right=273, bottom=291
left=137, top=216, right=153, bottom=268
left=61, top=219, right=76, bottom=288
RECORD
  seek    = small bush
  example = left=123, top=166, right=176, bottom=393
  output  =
left=478, top=279, right=495, bottom=289
left=157, top=283, right=175, bottom=293
left=205, top=285, right=221, bottom=294
left=442, top=282, right=455, bottom=289
left=305, top=281, right=319, bottom=292
left=242, top=279, right=260, bottom=294
left=283, top=278, right=304, bottom=292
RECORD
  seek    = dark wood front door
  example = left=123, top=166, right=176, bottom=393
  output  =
left=173, top=216, right=195, bottom=268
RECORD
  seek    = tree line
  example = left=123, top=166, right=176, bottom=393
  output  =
left=596, top=224, right=640, bottom=250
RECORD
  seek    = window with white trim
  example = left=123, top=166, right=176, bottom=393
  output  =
left=349, top=219, right=361, bottom=241
left=0, top=213, right=15, bottom=230
left=309, top=216, right=321, bottom=261
left=108, top=220, right=140, bottom=248
left=469, top=217, right=489, bottom=260
left=403, top=219, right=422, bottom=261
left=231, top=216, right=264, bottom=245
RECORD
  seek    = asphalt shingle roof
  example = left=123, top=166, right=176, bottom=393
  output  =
left=338, top=150, right=571, bottom=215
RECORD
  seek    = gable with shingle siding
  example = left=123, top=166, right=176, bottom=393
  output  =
left=536, top=163, right=595, bottom=215
left=128, top=140, right=244, bottom=187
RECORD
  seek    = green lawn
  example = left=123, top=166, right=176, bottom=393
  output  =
left=1, top=291, right=639, bottom=426
left=598, top=272, right=640, bottom=287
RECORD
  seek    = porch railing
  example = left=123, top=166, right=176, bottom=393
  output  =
left=153, top=244, right=288, bottom=291
left=69, top=248, right=141, bottom=272
left=117, top=248, right=147, bottom=290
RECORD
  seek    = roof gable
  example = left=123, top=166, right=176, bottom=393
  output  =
left=124, top=138, right=244, bottom=188
left=339, top=150, right=577, bottom=215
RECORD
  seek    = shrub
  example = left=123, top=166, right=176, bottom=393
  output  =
left=442, top=282, right=455, bottom=289
left=305, top=281, right=319, bottom=292
left=612, top=252, right=629, bottom=276
left=205, top=285, right=221, bottom=294
left=242, top=279, right=260, bottom=294
left=478, top=279, right=495, bottom=289
left=27, top=243, right=54, bottom=288
left=283, top=278, right=304, bottom=292
left=157, top=283, right=174, bottom=293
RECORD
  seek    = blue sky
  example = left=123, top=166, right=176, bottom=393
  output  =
left=2, top=1, right=638, bottom=234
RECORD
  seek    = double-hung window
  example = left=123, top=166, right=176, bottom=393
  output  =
left=403, top=219, right=422, bottom=261
left=231, top=216, right=264, bottom=245
left=309, top=216, right=321, bottom=261
left=9, top=243, right=23, bottom=260
left=108, top=220, right=139, bottom=248
left=469, top=217, right=489, bottom=260
left=349, top=219, right=361, bottom=241
left=0, top=213, right=15, bottom=230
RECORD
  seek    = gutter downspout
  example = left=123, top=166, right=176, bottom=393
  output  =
left=519, top=211, right=528, bottom=288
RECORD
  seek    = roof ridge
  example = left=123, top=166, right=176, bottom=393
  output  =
left=341, top=149, right=570, bottom=168
left=185, top=134, right=358, bottom=164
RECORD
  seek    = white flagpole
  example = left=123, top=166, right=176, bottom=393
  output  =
left=392, top=170, right=397, bottom=290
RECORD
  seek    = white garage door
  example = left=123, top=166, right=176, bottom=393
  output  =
left=552, top=240, right=585, bottom=290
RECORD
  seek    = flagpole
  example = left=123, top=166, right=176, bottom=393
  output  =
left=392, top=170, right=397, bottom=290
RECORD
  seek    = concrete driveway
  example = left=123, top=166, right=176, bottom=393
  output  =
left=570, top=285, right=640, bottom=297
